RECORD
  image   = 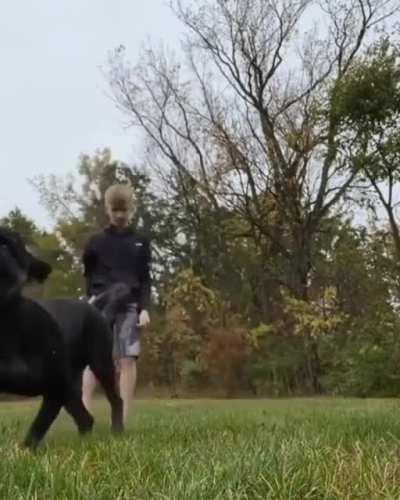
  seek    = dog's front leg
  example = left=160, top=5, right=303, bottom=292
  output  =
left=23, top=397, right=63, bottom=450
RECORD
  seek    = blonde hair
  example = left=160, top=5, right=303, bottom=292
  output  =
left=104, top=184, right=136, bottom=211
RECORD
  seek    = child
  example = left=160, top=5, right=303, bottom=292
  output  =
left=81, top=184, right=151, bottom=423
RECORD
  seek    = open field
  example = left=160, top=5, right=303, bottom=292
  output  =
left=2, top=398, right=400, bottom=499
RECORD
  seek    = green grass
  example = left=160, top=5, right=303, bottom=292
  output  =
left=2, top=398, right=400, bottom=499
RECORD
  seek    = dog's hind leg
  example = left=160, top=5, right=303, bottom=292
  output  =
left=91, top=367, right=124, bottom=433
left=64, top=397, right=94, bottom=435
left=83, top=306, right=124, bottom=433
left=64, top=381, right=94, bottom=435
left=23, top=397, right=63, bottom=450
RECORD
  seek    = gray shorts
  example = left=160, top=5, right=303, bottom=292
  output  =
left=113, top=303, right=141, bottom=360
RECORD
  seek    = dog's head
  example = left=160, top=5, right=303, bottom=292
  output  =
left=0, top=228, right=52, bottom=302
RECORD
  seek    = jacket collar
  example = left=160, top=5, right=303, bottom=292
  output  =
left=105, top=225, right=135, bottom=237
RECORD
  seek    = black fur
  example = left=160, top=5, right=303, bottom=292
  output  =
left=0, top=228, right=123, bottom=449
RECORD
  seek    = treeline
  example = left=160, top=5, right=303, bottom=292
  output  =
left=2, top=149, right=400, bottom=398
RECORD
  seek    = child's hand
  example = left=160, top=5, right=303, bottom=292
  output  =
left=138, top=309, right=150, bottom=327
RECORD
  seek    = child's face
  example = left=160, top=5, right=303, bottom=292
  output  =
left=106, top=203, right=132, bottom=228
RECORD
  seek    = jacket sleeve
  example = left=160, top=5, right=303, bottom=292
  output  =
left=82, top=235, right=99, bottom=296
left=138, top=237, right=151, bottom=310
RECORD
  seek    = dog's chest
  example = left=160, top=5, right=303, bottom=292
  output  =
left=0, top=314, right=46, bottom=359
left=0, top=317, right=24, bottom=352
left=0, top=357, right=28, bottom=376
left=0, top=317, right=44, bottom=391
left=0, top=356, right=43, bottom=395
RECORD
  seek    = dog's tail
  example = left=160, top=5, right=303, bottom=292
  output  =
left=88, top=283, right=132, bottom=327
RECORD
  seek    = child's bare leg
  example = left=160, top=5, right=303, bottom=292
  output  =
left=82, top=366, right=98, bottom=412
left=119, top=357, right=137, bottom=423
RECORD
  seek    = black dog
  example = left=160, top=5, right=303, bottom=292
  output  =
left=0, top=228, right=123, bottom=448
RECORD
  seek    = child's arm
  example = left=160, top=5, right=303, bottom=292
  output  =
left=82, top=236, right=97, bottom=278
left=82, top=235, right=99, bottom=297
left=138, top=237, right=151, bottom=326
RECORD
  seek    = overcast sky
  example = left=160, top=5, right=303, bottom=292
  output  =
left=1, top=2, right=399, bottom=230
left=0, top=0, right=182, bottom=228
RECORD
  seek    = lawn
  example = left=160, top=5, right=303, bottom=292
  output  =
left=1, top=398, right=400, bottom=499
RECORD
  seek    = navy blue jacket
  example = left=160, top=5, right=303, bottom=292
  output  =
left=82, top=226, right=151, bottom=309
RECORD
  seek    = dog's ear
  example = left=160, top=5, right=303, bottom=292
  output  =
left=27, top=253, right=52, bottom=283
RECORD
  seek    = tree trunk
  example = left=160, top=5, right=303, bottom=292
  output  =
left=293, top=239, right=323, bottom=394
left=387, top=207, right=400, bottom=263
